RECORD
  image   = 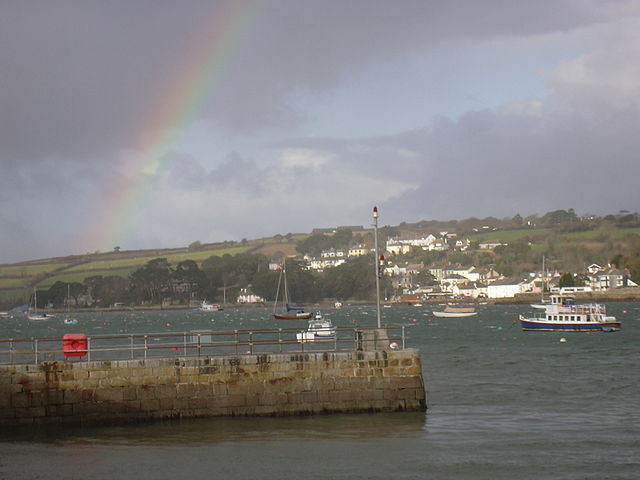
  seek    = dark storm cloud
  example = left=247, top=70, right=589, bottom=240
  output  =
left=0, top=0, right=627, bottom=165
left=2, top=1, right=640, bottom=263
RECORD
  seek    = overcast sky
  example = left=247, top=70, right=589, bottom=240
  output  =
left=2, top=0, right=640, bottom=263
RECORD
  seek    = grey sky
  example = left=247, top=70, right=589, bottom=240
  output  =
left=1, top=1, right=640, bottom=262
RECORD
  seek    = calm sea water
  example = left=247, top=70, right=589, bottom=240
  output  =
left=1, top=303, right=639, bottom=480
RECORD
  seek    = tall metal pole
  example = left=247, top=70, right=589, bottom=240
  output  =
left=373, top=206, right=381, bottom=328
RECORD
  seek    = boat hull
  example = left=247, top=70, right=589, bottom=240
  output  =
left=433, top=311, right=477, bottom=318
left=274, top=312, right=313, bottom=320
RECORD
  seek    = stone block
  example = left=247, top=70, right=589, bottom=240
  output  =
left=139, top=398, right=160, bottom=412
left=176, top=383, right=197, bottom=398
left=188, top=397, right=209, bottom=410
left=57, top=404, right=74, bottom=416
left=11, top=393, right=32, bottom=408
left=94, top=387, right=124, bottom=403
left=392, top=376, right=423, bottom=389
left=80, top=389, right=96, bottom=402
left=63, top=389, right=82, bottom=404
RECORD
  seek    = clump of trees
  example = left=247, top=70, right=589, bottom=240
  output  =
left=35, top=252, right=383, bottom=309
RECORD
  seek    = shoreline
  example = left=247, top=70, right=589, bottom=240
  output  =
left=23, top=288, right=640, bottom=315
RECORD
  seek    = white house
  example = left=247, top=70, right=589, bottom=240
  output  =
left=588, top=267, right=636, bottom=290
left=348, top=245, right=369, bottom=257
left=487, top=277, right=522, bottom=298
left=479, top=241, right=505, bottom=250
left=237, top=289, right=265, bottom=304
left=386, top=239, right=412, bottom=255
left=384, top=264, right=407, bottom=276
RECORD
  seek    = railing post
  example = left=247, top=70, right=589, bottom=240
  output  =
left=234, top=330, right=238, bottom=355
left=9, top=339, right=14, bottom=365
left=402, top=325, right=406, bottom=350
left=183, top=333, right=187, bottom=357
left=144, top=335, right=148, bottom=360
left=34, top=338, right=38, bottom=364
left=130, top=335, right=134, bottom=359
left=249, top=332, right=253, bottom=354
left=197, top=333, right=201, bottom=357
left=87, top=337, right=91, bottom=362
left=278, top=328, right=282, bottom=353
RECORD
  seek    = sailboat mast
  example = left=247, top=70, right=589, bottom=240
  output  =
left=283, top=262, right=290, bottom=307
left=542, top=255, right=546, bottom=301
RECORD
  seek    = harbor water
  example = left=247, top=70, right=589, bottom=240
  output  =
left=1, top=303, right=639, bottom=479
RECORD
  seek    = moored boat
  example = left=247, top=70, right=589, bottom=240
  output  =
left=274, top=309, right=313, bottom=320
left=519, top=295, right=620, bottom=332
left=433, top=305, right=477, bottom=318
left=199, top=301, right=223, bottom=311
left=272, top=262, right=312, bottom=320
left=27, top=288, right=54, bottom=321
left=296, top=312, right=336, bottom=343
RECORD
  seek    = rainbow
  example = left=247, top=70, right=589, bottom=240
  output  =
left=89, top=1, right=260, bottom=251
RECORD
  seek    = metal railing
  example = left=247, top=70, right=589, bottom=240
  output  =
left=0, top=325, right=409, bottom=365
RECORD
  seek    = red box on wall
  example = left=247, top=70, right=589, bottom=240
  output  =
left=63, top=334, right=87, bottom=357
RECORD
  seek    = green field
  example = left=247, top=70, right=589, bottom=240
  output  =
left=38, top=268, right=138, bottom=287
left=0, top=245, right=255, bottom=301
left=0, top=288, right=29, bottom=304
left=469, top=227, right=640, bottom=244
left=62, top=246, right=250, bottom=273
left=0, top=277, right=28, bottom=289
left=0, top=263, right=74, bottom=278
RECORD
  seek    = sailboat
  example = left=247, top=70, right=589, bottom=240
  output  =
left=272, top=263, right=312, bottom=320
left=63, top=284, right=78, bottom=325
left=27, top=288, right=54, bottom=320
left=531, top=256, right=550, bottom=309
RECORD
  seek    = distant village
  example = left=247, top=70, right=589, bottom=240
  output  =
left=292, top=230, right=638, bottom=302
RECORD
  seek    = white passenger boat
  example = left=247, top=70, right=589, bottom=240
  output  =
left=519, top=295, right=620, bottom=332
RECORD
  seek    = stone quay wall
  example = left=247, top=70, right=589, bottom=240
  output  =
left=0, top=349, right=426, bottom=426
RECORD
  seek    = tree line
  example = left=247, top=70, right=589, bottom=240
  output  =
left=34, top=254, right=381, bottom=309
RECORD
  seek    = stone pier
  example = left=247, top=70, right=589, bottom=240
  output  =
left=0, top=348, right=426, bottom=426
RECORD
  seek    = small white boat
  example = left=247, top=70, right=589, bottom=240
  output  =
left=27, top=312, right=54, bottom=321
left=199, top=301, right=223, bottom=311
left=530, top=302, right=549, bottom=309
left=432, top=306, right=477, bottom=318
left=63, top=284, right=78, bottom=325
left=296, top=313, right=336, bottom=343
left=27, top=288, right=54, bottom=320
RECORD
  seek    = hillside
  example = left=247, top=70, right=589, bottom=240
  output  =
left=0, top=235, right=302, bottom=305
left=2, top=210, right=639, bottom=307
